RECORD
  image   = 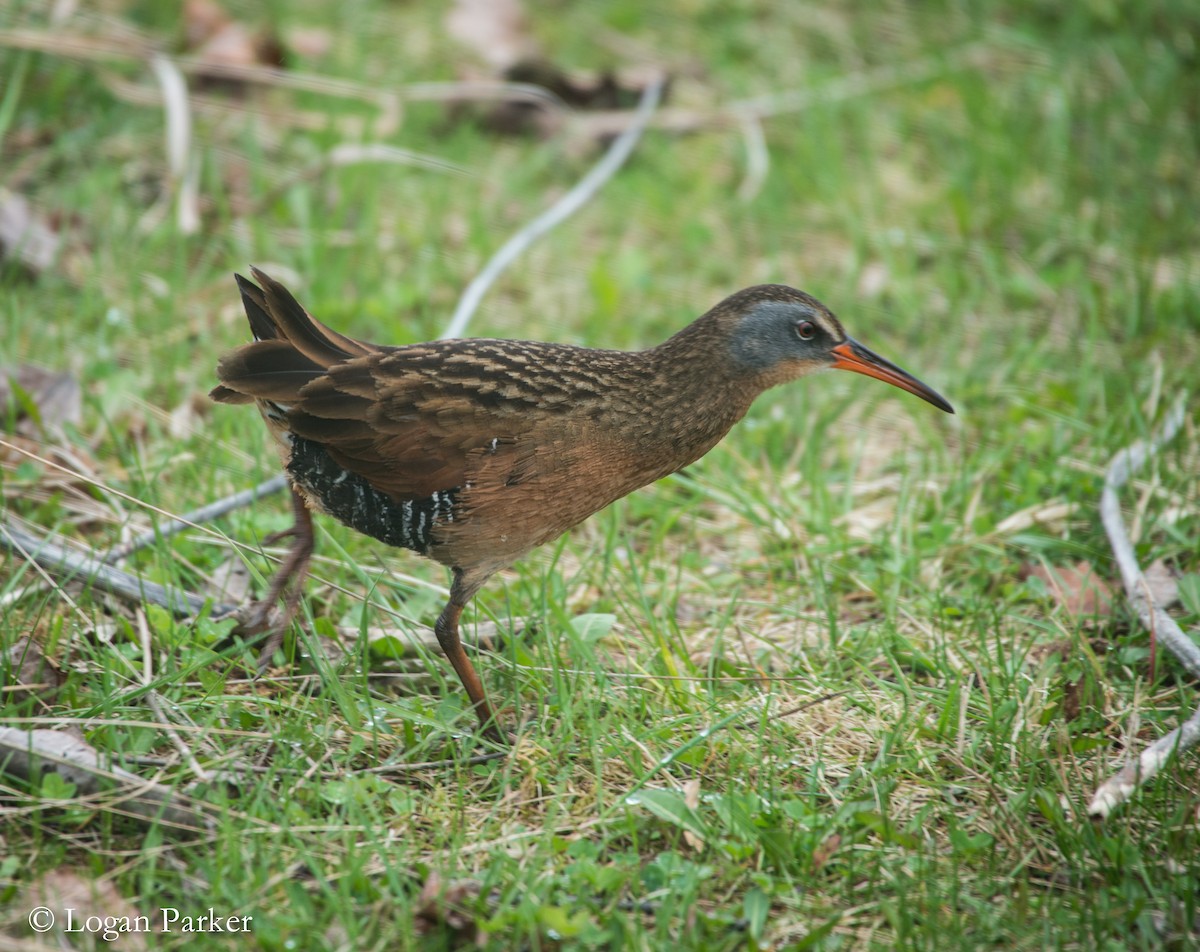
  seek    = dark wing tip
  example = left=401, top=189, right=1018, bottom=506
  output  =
left=233, top=269, right=277, bottom=341
left=209, top=383, right=255, bottom=404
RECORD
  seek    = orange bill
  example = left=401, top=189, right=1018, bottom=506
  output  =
left=831, top=340, right=954, bottom=414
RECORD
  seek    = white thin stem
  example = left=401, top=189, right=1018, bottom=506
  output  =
left=1098, top=395, right=1199, bottom=679
left=735, top=112, right=769, bottom=202
left=441, top=73, right=665, bottom=340
left=1089, top=704, right=1200, bottom=820
left=1088, top=392, right=1197, bottom=819
left=103, top=474, right=289, bottom=563
left=149, top=54, right=198, bottom=234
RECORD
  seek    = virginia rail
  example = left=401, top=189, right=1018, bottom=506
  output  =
left=212, top=268, right=953, bottom=739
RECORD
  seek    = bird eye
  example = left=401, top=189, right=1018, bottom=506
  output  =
left=795, top=320, right=817, bottom=341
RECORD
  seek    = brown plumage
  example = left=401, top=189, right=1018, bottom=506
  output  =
left=212, top=267, right=952, bottom=740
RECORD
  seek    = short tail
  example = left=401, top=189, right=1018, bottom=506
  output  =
left=210, top=267, right=379, bottom=405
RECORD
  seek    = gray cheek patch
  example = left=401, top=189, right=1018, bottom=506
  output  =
left=729, top=302, right=805, bottom=370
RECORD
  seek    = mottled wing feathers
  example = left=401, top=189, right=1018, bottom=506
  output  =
left=212, top=270, right=554, bottom=502
left=285, top=350, right=546, bottom=500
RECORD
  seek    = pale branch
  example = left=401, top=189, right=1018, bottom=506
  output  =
left=441, top=72, right=665, bottom=339
left=735, top=112, right=769, bottom=202
left=1099, top=395, right=1199, bottom=680
left=0, top=27, right=403, bottom=136
left=1088, top=393, right=1197, bottom=819
left=148, top=53, right=198, bottom=235
left=101, top=474, right=289, bottom=563
left=0, top=518, right=236, bottom=618
left=1089, top=705, right=1200, bottom=820
left=0, top=501, right=520, bottom=652
left=0, top=726, right=214, bottom=831
left=560, top=43, right=992, bottom=141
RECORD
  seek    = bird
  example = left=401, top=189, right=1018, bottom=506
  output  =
left=211, top=267, right=953, bottom=741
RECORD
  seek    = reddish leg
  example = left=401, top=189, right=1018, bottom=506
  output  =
left=230, top=487, right=315, bottom=670
left=435, top=570, right=506, bottom=742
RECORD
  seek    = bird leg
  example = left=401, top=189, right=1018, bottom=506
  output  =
left=227, top=486, right=315, bottom=670
left=435, top=570, right=505, bottom=742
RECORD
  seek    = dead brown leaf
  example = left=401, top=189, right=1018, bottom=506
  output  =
left=1026, top=639, right=1073, bottom=664
left=446, top=0, right=537, bottom=72
left=1026, top=561, right=1116, bottom=621
left=205, top=553, right=253, bottom=605
left=184, top=0, right=286, bottom=82
left=413, top=871, right=488, bottom=943
left=2, top=635, right=65, bottom=702
left=811, top=833, right=841, bottom=873
left=183, top=0, right=231, bottom=49
left=480, top=60, right=666, bottom=137
left=285, top=26, right=333, bottom=61
left=0, top=438, right=108, bottom=533
left=0, top=364, right=82, bottom=437
left=506, top=59, right=656, bottom=111
left=1142, top=557, right=1180, bottom=609
left=444, top=0, right=665, bottom=138
left=1061, top=676, right=1085, bottom=722
left=0, top=189, right=60, bottom=275
left=18, top=870, right=149, bottom=948
left=167, top=391, right=213, bottom=440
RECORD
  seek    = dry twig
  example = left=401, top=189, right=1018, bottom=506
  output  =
left=442, top=71, right=665, bottom=338
left=1088, top=394, right=1197, bottom=819
left=101, top=474, right=289, bottom=564
left=0, top=518, right=233, bottom=618
left=147, top=53, right=199, bottom=234
left=0, top=726, right=214, bottom=831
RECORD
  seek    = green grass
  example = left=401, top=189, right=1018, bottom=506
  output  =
left=2, top=0, right=1199, bottom=949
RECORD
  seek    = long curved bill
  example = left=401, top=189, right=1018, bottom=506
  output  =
left=831, top=339, right=954, bottom=414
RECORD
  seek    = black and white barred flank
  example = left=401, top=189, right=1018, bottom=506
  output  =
left=286, top=435, right=458, bottom=555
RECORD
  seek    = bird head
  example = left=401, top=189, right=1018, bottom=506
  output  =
left=723, top=286, right=954, bottom=414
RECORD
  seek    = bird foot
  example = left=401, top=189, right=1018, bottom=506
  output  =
left=223, top=493, right=314, bottom=671
left=211, top=600, right=291, bottom=673
left=258, top=524, right=297, bottom=548
left=476, top=707, right=536, bottom=746
left=479, top=722, right=516, bottom=746
left=221, top=600, right=278, bottom=636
